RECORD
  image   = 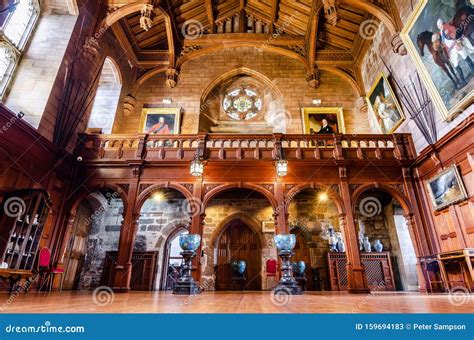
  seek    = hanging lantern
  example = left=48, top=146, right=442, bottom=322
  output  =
left=190, top=158, right=204, bottom=177
left=276, top=159, right=288, bottom=177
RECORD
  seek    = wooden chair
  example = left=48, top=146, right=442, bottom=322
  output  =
left=266, top=259, right=277, bottom=290
left=422, top=259, right=446, bottom=293
left=37, top=247, right=64, bottom=293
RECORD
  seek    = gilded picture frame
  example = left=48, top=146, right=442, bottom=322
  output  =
left=366, top=72, right=405, bottom=134
left=400, top=0, right=474, bottom=121
left=425, top=165, right=468, bottom=211
left=262, top=221, right=275, bottom=233
left=301, top=107, right=346, bottom=134
left=140, top=108, right=182, bottom=135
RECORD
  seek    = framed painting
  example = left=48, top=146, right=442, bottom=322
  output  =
left=401, top=0, right=474, bottom=121
left=426, top=165, right=468, bottom=210
left=262, top=221, right=275, bottom=233
left=301, top=107, right=346, bottom=134
left=140, top=108, right=182, bottom=135
left=367, top=73, right=405, bottom=134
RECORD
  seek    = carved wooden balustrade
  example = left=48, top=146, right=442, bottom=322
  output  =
left=76, top=133, right=416, bottom=163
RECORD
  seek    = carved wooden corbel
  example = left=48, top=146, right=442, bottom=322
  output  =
left=322, top=0, right=338, bottom=26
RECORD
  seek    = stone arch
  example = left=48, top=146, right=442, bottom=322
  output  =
left=201, top=67, right=284, bottom=103
left=135, top=182, right=194, bottom=215
left=209, top=212, right=267, bottom=250
left=69, top=183, right=129, bottom=216
left=286, top=183, right=345, bottom=215
left=202, top=183, right=277, bottom=211
left=319, top=66, right=363, bottom=97
left=351, top=183, right=413, bottom=216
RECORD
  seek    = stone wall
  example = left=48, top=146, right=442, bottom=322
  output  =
left=78, top=197, right=123, bottom=289
left=360, top=0, right=473, bottom=153
left=201, top=198, right=274, bottom=290
left=134, top=197, right=190, bottom=290
left=117, top=47, right=371, bottom=135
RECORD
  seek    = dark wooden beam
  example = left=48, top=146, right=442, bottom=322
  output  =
left=307, top=0, right=322, bottom=68
left=205, top=0, right=215, bottom=33
left=269, top=0, right=280, bottom=33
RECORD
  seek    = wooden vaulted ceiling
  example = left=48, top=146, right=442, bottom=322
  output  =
left=105, top=0, right=404, bottom=93
left=119, top=0, right=368, bottom=52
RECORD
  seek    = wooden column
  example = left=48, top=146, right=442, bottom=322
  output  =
left=55, top=213, right=76, bottom=270
left=339, top=166, right=370, bottom=293
left=404, top=214, right=428, bottom=293
left=190, top=178, right=204, bottom=282
left=274, top=180, right=288, bottom=234
left=113, top=180, right=140, bottom=292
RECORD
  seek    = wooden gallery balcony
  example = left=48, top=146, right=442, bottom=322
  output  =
left=75, top=133, right=416, bottom=184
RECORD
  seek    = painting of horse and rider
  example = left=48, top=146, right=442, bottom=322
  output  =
left=402, top=0, right=473, bottom=120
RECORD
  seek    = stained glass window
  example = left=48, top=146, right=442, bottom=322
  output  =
left=223, top=87, right=262, bottom=120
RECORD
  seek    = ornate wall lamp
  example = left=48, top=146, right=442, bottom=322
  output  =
left=276, top=159, right=288, bottom=177
left=190, top=156, right=204, bottom=177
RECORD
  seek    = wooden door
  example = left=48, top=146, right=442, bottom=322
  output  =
left=216, top=220, right=262, bottom=290
left=291, top=229, right=315, bottom=290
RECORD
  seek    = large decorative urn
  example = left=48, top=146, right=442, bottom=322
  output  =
left=231, top=260, right=247, bottom=275
left=273, top=234, right=303, bottom=295
left=173, top=234, right=202, bottom=295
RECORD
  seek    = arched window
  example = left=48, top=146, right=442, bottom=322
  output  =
left=87, top=57, right=122, bottom=134
left=223, top=86, right=262, bottom=120
left=0, top=0, right=39, bottom=98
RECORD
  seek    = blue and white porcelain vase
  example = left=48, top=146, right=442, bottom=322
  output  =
left=231, top=260, right=246, bottom=274
left=292, top=261, right=306, bottom=275
left=327, top=227, right=338, bottom=252
left=179, top=234, right=201, bottom=251
left=336, top=232, right=345, bottom=252
left=274, top=234, right=296, bottom=251
left=363, top=236, right=372, bottom=253
left=373, top=239, right=383, bottom=253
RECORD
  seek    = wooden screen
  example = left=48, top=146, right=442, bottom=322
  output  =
left=216, top=220, right=262, bottom=290
left=101, top=251, right=158, bottom=291
left=327, top=252, right=395, bottom=291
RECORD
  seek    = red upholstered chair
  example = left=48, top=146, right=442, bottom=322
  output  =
left=266, top=259, right=278, bottom=289
left=37, top=247, right=64, bottom=293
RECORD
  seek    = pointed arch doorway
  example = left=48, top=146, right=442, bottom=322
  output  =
left=215, top=219, right=262, bottom=291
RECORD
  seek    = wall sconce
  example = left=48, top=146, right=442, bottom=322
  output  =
left=312, top=99, right=322, bottom=106
left=190, top=157, right=204, bottom=177
left=276, top=159, right=288, bottom=177
left=162, top=98, right=172, bottom=105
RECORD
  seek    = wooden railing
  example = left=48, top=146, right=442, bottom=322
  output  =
left=76, top=133, right=416, bottom=162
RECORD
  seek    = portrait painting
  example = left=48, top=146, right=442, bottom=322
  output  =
left=140, top=108, right=181, bottom=135
left=426, top=165, right=468, bottom=210
left=401, top=0, right=474, bottom=120
left=367, top=73, right=405, bottom=134
left=301, top=107, right=346, bottom=134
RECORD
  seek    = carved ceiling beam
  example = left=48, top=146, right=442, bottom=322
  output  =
left=158, top=0, right=181, bottom=87
left=183, top=33, right=305, bottom=47
left=338, top=0, right=405, bottom=55
left=204, top=0, right=215, bottom=33
left=103, top=0, right=151, bottom=29
left=306, top=0, right=323, bottom=88
left=239, top=0, right=246, bottom=33
left=269, top=0, right=280, bottom=33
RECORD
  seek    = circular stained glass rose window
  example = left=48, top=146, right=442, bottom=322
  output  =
left=223, top=87, right=262, bottom=120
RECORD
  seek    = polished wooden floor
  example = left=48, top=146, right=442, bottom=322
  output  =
left=0, top=291, right=472, bottom=313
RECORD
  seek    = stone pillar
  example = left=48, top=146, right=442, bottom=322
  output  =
left=391, top=33, right=407, bottom=56
left=166, top=68, right=179, bottom=88
left=355, top=97, right=369, bottom=116
left=307, top=66, right=321, bottom=89
left=123, top=95, right=136, bottom=117
left=339, top=167, right=370, bottom=293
